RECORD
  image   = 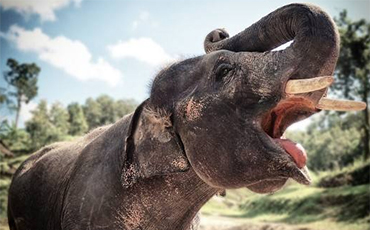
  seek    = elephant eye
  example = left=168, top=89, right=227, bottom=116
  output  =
left=215, top=63, right=233, bottom=81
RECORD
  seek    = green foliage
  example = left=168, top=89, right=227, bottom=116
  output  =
left=67, top=103, right=88, bottom=136
left=83, top=98, right=101, bottom=129
left=239, top=184, right=369, bottom=224
left=0, top=179, right=11, bottom=219
left=287, top=112, right=365, bottom=171
left=0, top=87, right=12, bottom=109
left=96, top=95, right=116, bottom=125
left=0, top=88, right=6, bottom=105
left=115, top=99, right=137, bottom=119
left=3, top=58, right=40, bottom=128
left=334, top=11, right=370, bottom=160
left=318, top=160, right=370, bottom=187
left=83, top=95, right=136, bottom=129
left=0, top=121, right=30, bottom=153
left=0, top=95, right=136, bottom=153
left=25, top=100, right=68, bottom=150
left=50, top=102, right=70, bottom=135
left=0, top=87, right=13, bottom=119
left=334, top=11, right=370, bottom=100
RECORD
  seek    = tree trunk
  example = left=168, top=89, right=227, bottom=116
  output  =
left=15, top=96, right=21, bottom=129
left=362, top=75, right=369, bottom=160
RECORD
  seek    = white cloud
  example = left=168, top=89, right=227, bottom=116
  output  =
left=2, top=25, right=122, bottom=86
left=0, top=0, right=82, bottom=21
left=107, top=38, right=175, bottom=66
left=20, top=101, right=37, bottom=123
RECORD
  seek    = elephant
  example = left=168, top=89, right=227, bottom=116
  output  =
left=8, top=3, right=347, bottom=230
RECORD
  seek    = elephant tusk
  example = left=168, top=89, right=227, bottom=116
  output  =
left=316, top=98, right=367, bottom=111
left=285, top=76, right=334, bottom=94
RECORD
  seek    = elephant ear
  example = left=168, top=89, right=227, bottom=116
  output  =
left=122, top=101, right=190, bottom=187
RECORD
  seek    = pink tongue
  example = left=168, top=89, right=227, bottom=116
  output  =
left=274, top=138, right=307, bottom=169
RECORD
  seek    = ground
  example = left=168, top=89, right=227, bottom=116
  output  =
left=200, top=215, right=311, bottom=230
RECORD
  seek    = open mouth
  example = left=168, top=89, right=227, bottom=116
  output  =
left=257, top=76, right=366, bottom=188
left=261, top=97, right=315, bottom=169
left=260, top=96, right=316, bottom=186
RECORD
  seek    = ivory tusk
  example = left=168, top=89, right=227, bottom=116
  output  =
left=285, top=76, right=334, bottom=94
left=316, top=98, right=367, bottom=111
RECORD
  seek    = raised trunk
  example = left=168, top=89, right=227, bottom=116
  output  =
left=204, top=3, right=340, bottom=81
left=204, top=3, right=340, bottom=117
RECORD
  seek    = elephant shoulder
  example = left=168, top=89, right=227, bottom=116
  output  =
left=14, top=141, right=70, bottom=177
left=81, top=124, right=112, bottom=143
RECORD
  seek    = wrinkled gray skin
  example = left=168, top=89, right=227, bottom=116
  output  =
left=8, top=4, right=339, bottom=230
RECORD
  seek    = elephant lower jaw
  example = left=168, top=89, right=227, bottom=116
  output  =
left=246, top=178, right=288, bottom=194
left=245, top=166, right=311, bottom=194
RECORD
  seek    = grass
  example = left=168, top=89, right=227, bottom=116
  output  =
left=201, top=182, right=370, bottom=230
left=200, top=160, right=370, bottom=229
left=313, top=159, right=370, bottom=186
left=0, top=178, right=11, bottom=230
left=0, top=154, right=27, bottom=221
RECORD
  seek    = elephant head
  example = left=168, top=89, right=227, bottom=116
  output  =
left=124, top=4, right=364, bottom=194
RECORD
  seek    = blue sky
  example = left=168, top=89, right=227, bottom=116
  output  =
left=0, top=0, right=369, bottom=126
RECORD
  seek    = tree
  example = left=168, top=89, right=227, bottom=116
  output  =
left=50, top=102, right=70, bottom=136
left=83, top=98, right=102, bottom=130
left=334, top=11, right=370, bottom=160
left=0, top=120, right=30, bottom=154
left=0, top=87, right=8, bottom=104
left=0, top=87, right=13, bottom=119
left=67, top=103, right=88, bottom=136
left=115, top=99, right=137, bottom=119
left=83, top=95, right=137, bottom=130
left=96, top=95, right=116, bottom=125
left=26, top=100, right=57, bottom=150
left=3, top=58, right=40, bottom=128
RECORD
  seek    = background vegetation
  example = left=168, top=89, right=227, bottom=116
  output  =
left=0, top=10, right=369, bottom=230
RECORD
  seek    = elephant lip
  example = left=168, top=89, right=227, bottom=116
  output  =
left=245, top=165, right=311, bottom=194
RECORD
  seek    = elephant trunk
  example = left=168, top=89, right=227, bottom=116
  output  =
left=204, top=3, right=340, bottom=81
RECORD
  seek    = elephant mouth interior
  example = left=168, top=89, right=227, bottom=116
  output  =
left=261, top=97, right=317, bottom=139
left=260, top=96, right=318, bottom=181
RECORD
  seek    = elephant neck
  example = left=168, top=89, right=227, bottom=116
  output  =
left=121, top=169, right=218, bottom=230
